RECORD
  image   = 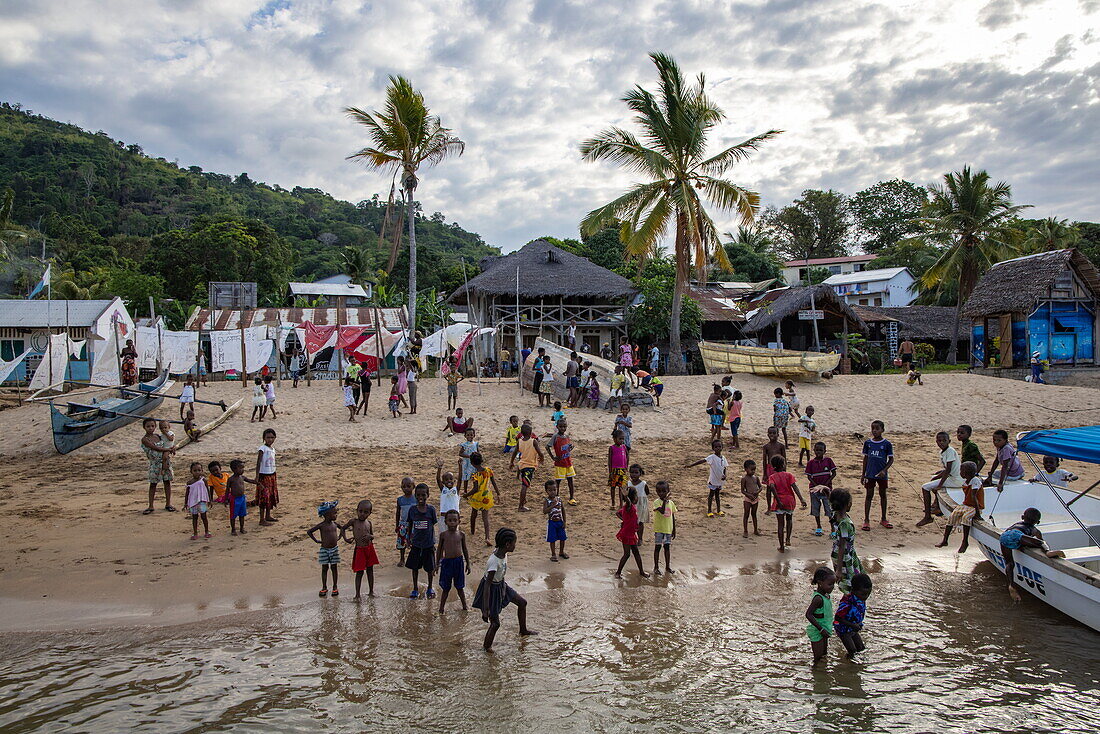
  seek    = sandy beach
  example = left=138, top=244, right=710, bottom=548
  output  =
left=1, top=371, right=1098, bottom=631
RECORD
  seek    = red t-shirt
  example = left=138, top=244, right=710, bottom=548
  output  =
left=552, top=434, right=573, bottom=468
left=805, top=457, right=836, bottom=488
left=769, top=471, right=798, bottom=511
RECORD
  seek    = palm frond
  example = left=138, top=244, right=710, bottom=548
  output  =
left=697, top=130, right=783, bottom=176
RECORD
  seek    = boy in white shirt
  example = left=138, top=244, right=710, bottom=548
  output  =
left=686, top=439, right=729, bottom=518
left=1031, top=456, right=1078, bottom=487
left=918, top=431, right=962, bottom=527
left=797, top=405, right=817, bottom=467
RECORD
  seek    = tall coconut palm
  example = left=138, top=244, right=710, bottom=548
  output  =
left=340, top=245, right=374, bottom=287
left=1022, top=216, right=1080, bottom=253
left=916, top=166, right=1029, bottom=363
left=580, top=52, right=779, bottom=373
left=345, top=77, right=464, bottom=329
left=0, top=188, right=27, bottom=268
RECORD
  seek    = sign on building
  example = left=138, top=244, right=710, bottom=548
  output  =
left=209, top=282, right=258, bottom=309
left=798, top=309, right=824, bottom=320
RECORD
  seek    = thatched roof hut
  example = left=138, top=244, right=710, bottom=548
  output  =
left=962, top=249, right=1100, bottom=317
left=450, top=239, right=636, bottom=302
left=853, top=305, right=960, bottom=340
left=743, top=285, right=867, bottom=334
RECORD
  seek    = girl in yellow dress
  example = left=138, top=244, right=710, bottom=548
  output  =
left=464, top=452, right=501, bottom=546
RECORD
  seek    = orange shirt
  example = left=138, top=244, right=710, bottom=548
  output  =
left=207, top=472, right=228, bottom=501
left=962, top=477, right=985, bottom=510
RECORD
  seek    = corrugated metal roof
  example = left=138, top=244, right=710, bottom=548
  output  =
left=782, top=254, right=878, bottom=267
left=824, top=267, right=910, bottom=286
left=184, top=307, right=408, bottom=331
left=288, top=282, right=369, bottom=298
left=0, top=299, right=114, bottom=328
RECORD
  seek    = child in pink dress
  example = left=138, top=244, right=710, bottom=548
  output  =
left=614, top=487, right=649, bottom=578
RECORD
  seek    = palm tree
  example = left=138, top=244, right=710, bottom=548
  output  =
left=580, top=52, right=780, bottom=372
left=723, top=225, right=772, bottom=255
left=340, top=245, right=374, bottom=286
left=0, top=188, right=27, bottom=267
left=1022, top=216, right=1080, bottom=253
left=916, top=166, right=1029, bottom=363
left=345, top=78, right=464, bottom=330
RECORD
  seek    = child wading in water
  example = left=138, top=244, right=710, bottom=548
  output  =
left=472, top=527, right=536, bottom=650
left=805, top=567, right=836, bottom=666
left=766, top=455, right=806, bottom=552
left=185, top=461, right=212, bottom=539
left=465, top=452, right=500, bottom=547
left=608, top=430, right=630, bottom=509
left=543, top=480, right=569, bottom=561
left=686, top=439, right=729, bottom=518
left=805, top=441, right=837, bottom=537
left=999, top=507, right=1067, bottom=602
left=307, top=501, right=341, bottom=597
left=651, top=480, right=676, bottom=575
left=436, top=509, right=471, bottom=613
left=834, top=572, right=872, bottom=659
left=741, top=459, right=762, bottom=538
left=614, top=486, right=649, bottom=578
left=937, top=460, right=983, bottom=553
left=830, top=489, right=864, bottom=593
left=342, top=499, right=379, bottom=599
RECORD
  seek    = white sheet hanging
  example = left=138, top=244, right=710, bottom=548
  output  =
left=159, top=330, right=199, bottom=374
left=245, top=339, right=274, bottom=372
left=0, top=348, right=31, bottom=384
left=136, top=325, right=161, bottom=369
left=420, top=324, right=474, bottom=358
left=90, top=330, right=120, bottom=386
left=29, top=334, right=71, bottom=390
left=68, top=339, right=86, bottom=358
left=209, top=330, right=241, bottom=372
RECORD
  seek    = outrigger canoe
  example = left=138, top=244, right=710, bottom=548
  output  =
left=939, top=425, right=1100, bottom=632
left=50, top=371, right=172, bottom=455
left=698, top=341, right=840, bottom=382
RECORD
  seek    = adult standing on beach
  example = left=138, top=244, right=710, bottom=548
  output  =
left=648, top=344, right=660, bottom=374
left=396, top=357, right=409, bottom=409
left=619, top=341, right=634, bottom=369
left=898, top=339, right=914, bottom=369
left=121, top=339, right=138, bottom=386
left=141, top=418, right=175, bottom=514
left=531, top=348, right=546, bottom=396
left=407, top=360, right=419, bottom=414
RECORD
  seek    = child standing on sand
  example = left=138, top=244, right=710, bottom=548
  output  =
left=343, top=378, right=358, bottom=422
left=549, top=419, right=577, bottom=506
left=405, top=483, right=438, bottom=599
left=255, top=428, right=279, bottom=526
left=726, top=390, right=743, bottom=449
left=343, top=499, right=379, bottom=599
left=251, top=377, right=266, bottom=422
left=784, top=380, right=801, bottom=418
left=584, top=371, right=601, bottom=408
left=179, top=375, right=195, bottom=420
left=435, top=459, right=461, bottom=534
left=805, top=567, right=836, bottom=666
left=651, top=481, right=676, bottom=575
left=834, top=573, right=872, bottom=659
left=830, top=489, right=864, bottom=593
left=458, top=427, right=479, bottom=495
left=543, top=480, right=568, bottom=561
left=805, top=441, right=837, bottom=537
left=307, top=501, right=341, bottom=597
left=465, top=452, right=500, bottom=547
left=388, top=376, right=402, bottom=417
left=614, top=404, right=633, bottom=451
left=608, top=430, right=630, bottom=509
left=207, top=460, right=228, bottom=505
left=766, top=455, right=806, bottom=552
left=263, top=375, right=277, bottom=420
left=614, top=486, right=649, bottom=579
left=509, top=423, right=544, bottom=512
left=227, top=459, right=254, bottom=535
left=937, top=461, right=983, bottom=553
left=797, top=405, right=817, bottom=467
left=741, top=459, right=762, bottom=538
left=185, top=462, right=212, bottom=540
left=772, top=387, right=791, bottom=446
left=503, top=415, right=521, bottom=454
left=762, top=426, right=786, bottom=484
left=627, top=464, right=649, bottom=543
left=436, top=509, right=471, bottom=613
left=706, top=384, right=725, bottom=442
left=686, top=439, right=729, bottom=518
left=395, top=477, right=416, bottom=566
left=472, top=527, right=536, bottom=650
left=861, top=420, right=894, bottom=531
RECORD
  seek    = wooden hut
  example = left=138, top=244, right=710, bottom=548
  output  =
left=449, top=239, right=637, bottom=354
left=963, top=249, right=1100, bottom=368
left=853, top=305, right=967, bottom=362
left=741, top=285, right=867, bottom=351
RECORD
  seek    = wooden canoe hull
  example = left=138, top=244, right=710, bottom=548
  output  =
left=698, top=341, right=840, bottom=382
left=50, top=372, right=172, bottom=455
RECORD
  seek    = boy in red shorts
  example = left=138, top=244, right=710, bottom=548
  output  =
left=342, top=499, right=379, bottom=599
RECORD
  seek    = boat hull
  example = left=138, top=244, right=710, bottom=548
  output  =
left=50, top=372, right=171, bottom=455
left=698, top=341, right=840, bottom=382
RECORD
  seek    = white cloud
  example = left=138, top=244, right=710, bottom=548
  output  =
left=0, top=0, right=1098, bottom=251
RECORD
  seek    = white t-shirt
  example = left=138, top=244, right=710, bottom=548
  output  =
left=180, top=385, right=195, bottom=402
left=1033, top=468, right=1074, bottom=486
left=407, top=368, right=418, bottom=383
left=485, top=552, right=507, bottom=582
left=258, top=444, right=276, bottom=474
left=798, top=417, right=816, bottom=441
left=940, top=446, right=962, bottom=484
left=541, top=366, right=554, bottom=383
left=705, top=453, right=729, bottom=487
left=440, top=483, right=460, bottom=514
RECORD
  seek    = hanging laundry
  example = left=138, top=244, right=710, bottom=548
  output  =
left=302, top=322, right=338, bottom=354
left=0, top=348, right=31, bottom=384
left=90, top=330, right=120, bottom=386
left=29, top=333, right=71, bottom=390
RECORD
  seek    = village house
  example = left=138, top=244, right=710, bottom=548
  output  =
left=781, top=254, right=878, bottom=285
left=824, top=266, right=916, bottom=307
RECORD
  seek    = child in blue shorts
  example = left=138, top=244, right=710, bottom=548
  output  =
left=227, top=459, right=256, bottom=536
left=543, top=480, right=569, bottom=561
left=435, top=509, right=471, bottom=613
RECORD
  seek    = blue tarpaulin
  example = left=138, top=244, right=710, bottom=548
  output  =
left=1017, top=425, right=1100, bottom=465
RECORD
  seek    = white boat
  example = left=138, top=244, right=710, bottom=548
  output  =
left=938, top=426, right=1100, bottom=632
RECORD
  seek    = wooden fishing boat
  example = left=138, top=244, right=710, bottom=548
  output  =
left=50, top=371, right=172, bottom=454
left=938, top=426, right=1100, bottom=632
left=698, top=341, right=840, bottom=382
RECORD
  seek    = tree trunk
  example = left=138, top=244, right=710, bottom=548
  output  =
left=947, top=296, right=960, bottom=365
left=667, top=215, right=688, bottom=375
left=405, top=177, right=417, bottom=332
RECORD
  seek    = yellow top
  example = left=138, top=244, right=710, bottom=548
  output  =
left=504, top=425, right=521, bottom=447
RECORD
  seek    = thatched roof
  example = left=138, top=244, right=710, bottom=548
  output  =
left=743, top=285, right=867, bottom=333
left=853, top=305, right=963, bottom=340
left=449, top=239, right=636, bottom=302
left=962, top=249, right=1100, bottom=317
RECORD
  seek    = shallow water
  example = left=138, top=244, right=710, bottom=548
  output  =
left=1, top=565, right=1098, bottom=733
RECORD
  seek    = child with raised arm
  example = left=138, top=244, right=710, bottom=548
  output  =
left=741, top=459, right=763, bottom=538
left=503, top=415, right=521, bottom=455
left=509, top=422, right=544, bottom=512
left=937, top=461, right=983, bottom=553
left=1032, top=455, right=1079, bottom=486
left=549, top=419, right=577, bottom=506
left=405, top=483, right=438, bottom=599
left=226, top=459, right=255, bottom=535
left=307, top=501, right=341, bottom=597
left=255, top=428, right=279, bottom=526
left=343, top=499, right=379, bottom=599
left=627, top=464, right=649, bottom=543
left=686, top=439, right=729, bottom=518
left=395, top=477, right=416, bottom=566
left=805, top=567, right=836, bottom=666
left=796, top=405, right=817, bottom=467
left=918, top=431, right=962, bottom=527
left=834, top=573, right=872, bottom=659
left=185, top=461, right=212, bottom=540
left=762, top=426, right=786, bottom=484
left=436, top=458, right=460, bottom=534
left=726, top=390, right=743, bottom=449
left=472, top=527, right=536, bottom=650
left=805, top=441, right=837, bottom=537
left=766, top=455, right=806, bottom=552
left=608, top=429, right=630, bottom=510
left=651, top=481, right=676, bottom=575
left=465, top=452, right=500, bottom=547
left=830, top=489, right=864, bottom=593
left=861, top=420, right=894, bottom=531
left=614, top=486, right=649, bottom=579
left=772, top=387, right=791, bottom=446
left=999, top=507, right=1067, bottom=602
left=457, top=427, right=479, bottom=496
left=543, top=480, right=568, bottom=561
left=436, top=510, right=471, bottom=613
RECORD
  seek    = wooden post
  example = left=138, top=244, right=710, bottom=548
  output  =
left=305, top=321, right=313, bottom=387
left=239, top=312, right=248, bottom=388
left=275, top=316, right=284, bottom=386
left=336, top=305, right=344, bottom=380
left=374, top=303, right=384, bottom=385
left=194, top=327, right=203, bottom=393
left=776, top=319, right=783, bottom=350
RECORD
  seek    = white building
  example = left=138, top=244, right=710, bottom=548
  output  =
left=287, top=275, right=372, bottom=307
left=824, top=267, right=916, bottom=307
left=781, top=254, right=878, bottom=285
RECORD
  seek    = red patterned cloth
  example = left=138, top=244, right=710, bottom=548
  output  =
left=257, top=473, right=279, bottom=509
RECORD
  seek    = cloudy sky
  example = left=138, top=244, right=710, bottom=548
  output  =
left=2, top=0, right=1098, bottom=251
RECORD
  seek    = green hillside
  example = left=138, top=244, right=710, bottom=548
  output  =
left=0, top=102, right=497, bottom=318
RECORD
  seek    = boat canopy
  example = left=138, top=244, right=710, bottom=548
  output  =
left=1017, top=426, right=1100, bottom=465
